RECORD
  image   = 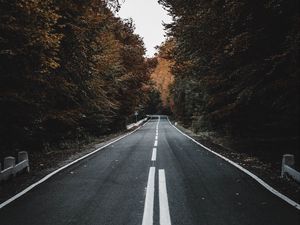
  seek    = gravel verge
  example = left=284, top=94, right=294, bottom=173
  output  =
left=0, top=125, right=142, bottom=204
left=173, top=122, right=300, bottom=203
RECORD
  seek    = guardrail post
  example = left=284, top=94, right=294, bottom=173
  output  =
left=281, top=154, right=295, bottom=177
left=18, top=151, right=30, bottom=172
left=18, top=151, right=28, bottom=162
left=4, top=156, right=15, bottom=170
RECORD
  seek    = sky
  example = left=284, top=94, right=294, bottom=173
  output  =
left=117, top=0, right=172, bottom=57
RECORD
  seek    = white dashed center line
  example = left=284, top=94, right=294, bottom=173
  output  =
left=159, top=169, right=172, bottom=225
left=142, top=167, right=156, bottom=225
left=151, top=148, right=157, bottom=161
left=143, top=116, right=172, bottom=225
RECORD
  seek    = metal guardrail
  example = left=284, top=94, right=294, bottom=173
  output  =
left=281, top=154, right=300, bottom=183
left=126, top=117, right=148, bottom=130
left=0, top=151, right=30, bottom=182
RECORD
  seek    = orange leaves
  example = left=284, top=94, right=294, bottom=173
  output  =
left=150, top=57, right=174, bottom=107
left=0, top=0, right=152, bottom=153
left=1, top=0, right=63, bottom=74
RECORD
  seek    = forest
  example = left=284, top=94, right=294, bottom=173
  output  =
left=0, top=0, right=299, bottom=166
left=158, top=0, right=299, bottom=163
left=0, top=0, right=158, bottom=158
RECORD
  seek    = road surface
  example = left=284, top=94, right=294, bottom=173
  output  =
left=0, top=116, right=299, bottom=225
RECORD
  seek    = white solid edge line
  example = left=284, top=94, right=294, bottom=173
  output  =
left=159, top=169, right=172, bottom=225
left=154, top=140, right=158, bottom=147
left=0, top=119, right=150, bottom=210
left=151, top=148, right=157, bottom=161
left=142, top=167, right=156, bottom=225
left=167, top=117, right=300, bottom=210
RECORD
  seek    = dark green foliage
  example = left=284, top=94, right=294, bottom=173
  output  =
left=159, top=0, right=299, bottom=159
left=144, top=87, right=163, bottom=114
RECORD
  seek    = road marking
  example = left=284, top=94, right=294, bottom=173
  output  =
left=167, top=117, right=300, bottom=210
left=151, top=148, right=157, bottom=161
left=154, top=140, right=158, bottom=147
left=155, top=135, right=158, bottom=140
left=142, top=167, right=156, bottom=225
left=159, top=170, right=172, bottom=225
left=0, top=119, right=151, bottom=209
left=156, top=116, right=160, bottom=130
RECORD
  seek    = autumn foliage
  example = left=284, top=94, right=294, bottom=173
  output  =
left=151, top=41, right=174, bottom=111
left=0, top=0, right=152, bottom=156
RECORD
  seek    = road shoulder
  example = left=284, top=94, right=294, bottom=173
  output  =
left=0, top=124, right=146, bottom=205
left=170, top=120, right=300, bottom=205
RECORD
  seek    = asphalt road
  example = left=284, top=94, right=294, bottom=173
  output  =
left=0, top=116, right=299, bottom=225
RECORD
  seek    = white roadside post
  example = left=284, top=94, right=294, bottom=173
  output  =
left=281, top=154, right=295, bottom=178
left=3, top=156, right=16, bottom=179
left=0, top=151, right=30, bottom=182
left=18, top=151, right=30, bottom=173
left=4, top=156, right=15, bottom=170
left=0, top=157, right=16, bottom=181
left=281, top=154, right=300, bottom=183
left=135, top=111, right=138, bottom=123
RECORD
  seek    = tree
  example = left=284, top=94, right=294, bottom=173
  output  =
left=0, top=0, right=62, bottom=152
left=0, top=0, right=152, bottom=157
left=159, top=0, right=300, bottom=158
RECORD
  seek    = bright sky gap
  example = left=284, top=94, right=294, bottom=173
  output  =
left=117, top=0, right=172, bottom=57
